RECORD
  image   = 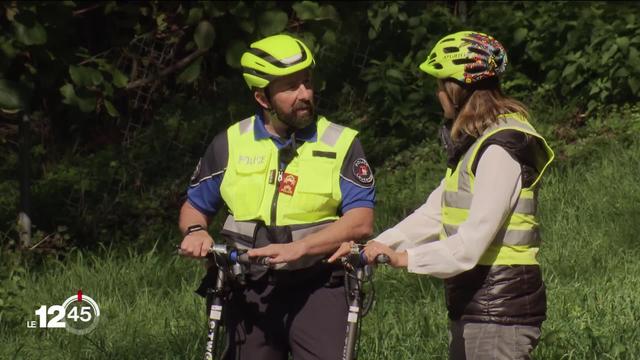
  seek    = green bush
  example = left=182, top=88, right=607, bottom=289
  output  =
left=470, top=2, right=640, bottom=114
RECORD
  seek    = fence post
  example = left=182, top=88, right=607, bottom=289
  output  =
left=18, top=112, right=31, bottom=248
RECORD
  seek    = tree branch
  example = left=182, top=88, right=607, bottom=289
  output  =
left=72, top=4, right=102, bottom=17
left=125, top=48, right=208, bottom=90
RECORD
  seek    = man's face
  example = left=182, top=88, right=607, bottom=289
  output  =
left=266, top=69, right=316, bottom=129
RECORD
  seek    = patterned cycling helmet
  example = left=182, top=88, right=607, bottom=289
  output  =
left=240, top=34, right=315, bottom=89
left=419, top=31, right=508, bottom=84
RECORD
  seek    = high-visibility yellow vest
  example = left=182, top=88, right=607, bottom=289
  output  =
left=220, top=116, right=357, bottom=226
left=440, top=113, right=554, bottom=265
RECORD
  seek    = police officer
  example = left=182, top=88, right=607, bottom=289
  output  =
left=331, top=31, right=555, bottom=359
left=179, top=34, right=375, bottom=360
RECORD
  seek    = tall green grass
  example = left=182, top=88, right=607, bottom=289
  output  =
left=357, top=133, right=640, bottom=359
left=3, top=120, right=640, bottom=359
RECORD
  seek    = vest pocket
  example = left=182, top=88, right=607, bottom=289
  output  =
left=298, top=160, right=334, bottom=194
left=225, top=159, right=269, bottom=220
left=290, top=160, right=335, bottom=216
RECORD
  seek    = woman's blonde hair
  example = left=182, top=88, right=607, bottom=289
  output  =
left=439, top=79, right=530, bottom=141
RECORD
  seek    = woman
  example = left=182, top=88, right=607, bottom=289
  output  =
left=329, top=31, right=554, bottom=359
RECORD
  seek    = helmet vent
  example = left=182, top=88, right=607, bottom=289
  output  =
left=466, top=65, right=486, bottom=74
left=469, top=47, right=489, bottom=57
left=443, top=47, right=459, bottom=53
left=440, top=38, right=455, bottom=43
left=452, top=58, right=475, bottom=65
left=433, top=63, right=443, bottom=70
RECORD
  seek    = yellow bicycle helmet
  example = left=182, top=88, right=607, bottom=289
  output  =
left=419, top=31, right=508, bottom=84
left=240, top=34, right=315, bottom=89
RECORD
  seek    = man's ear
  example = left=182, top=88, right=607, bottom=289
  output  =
left=254, top=89, right=271, bottom=110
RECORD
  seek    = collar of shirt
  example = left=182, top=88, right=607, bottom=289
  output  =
left=254, top=110, right=318, bottom=148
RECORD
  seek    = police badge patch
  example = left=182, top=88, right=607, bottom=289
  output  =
left=278, top=172, right=299, bottom=196
left=352, top=158, right=373, bottom=185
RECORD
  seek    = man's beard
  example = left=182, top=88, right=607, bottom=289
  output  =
left=271, top=100, right=317, bottom=130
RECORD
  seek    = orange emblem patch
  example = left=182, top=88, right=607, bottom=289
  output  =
left=278, top=173, right=299, bottom=196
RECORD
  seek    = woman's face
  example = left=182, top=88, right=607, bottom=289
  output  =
left=437, top=88, right=457, bottom=120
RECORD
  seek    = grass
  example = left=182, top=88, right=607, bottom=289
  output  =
left=2, top=108, right=640, bottom=359
left=357, top=134, right=640, bottom=359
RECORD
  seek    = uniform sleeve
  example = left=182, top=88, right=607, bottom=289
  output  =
left=339, top=137, right=375, bottom=213
left=404, top=145, right=522, bottom=278
left=186, top=131, right=229, bottom=216
left=373, top=180, right=444, bottom=250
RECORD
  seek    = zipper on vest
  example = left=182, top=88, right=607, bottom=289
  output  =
left=270, top=166, right=284, bottom=226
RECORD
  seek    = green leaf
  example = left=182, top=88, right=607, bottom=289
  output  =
left=69, top=66, right=104, bottom=87
left=194, top=21, right=215, bottom=50
left=614, top=67, right=629, bottom=78
left=103, top=99, right=119, bottom=117
left=318, top=4, right=339, bottom=21
left=204, top=2, right=225, bottom=18
left=177, top=57, right=202, bottom=83
left=13, top=18, right=47, bottom=46
left=0, top=38, right=18, bottom=60
left=513, top=28, right=528, bottom=45
left=229, top=2, right=250, bottom=18
left=293, top=1, right=321, bottom=21
left=561, top=63, right=578, bottom=78
left=76, top=95, right=97, bottom=113
left=239, top=19, right=255, bottom=34
left=546, top=69, right=560, bottom=83
left=602, top=44, right=618, bottom=64
left=586, top=99, right=598, bottom=114
left=322, top=30, right=336, bottom=46
left=0, top=79, right=28, bottom=111
left=59, top=83, right=96, bottom=112
left=60, top=83, right=76, bottom=106
left=110, top=68, right=128, bottom=88
left=389, top=3, right=399, bottom=16
left=104, top=1, right=118, bottom=14
left=366, top=80, right=381, bottom=94
left=258, top=10, right=288, bottom=36
left=629, top=77, right=640, bottom=94
left=102, top=82, right=113, bottom=97
left=156, top=14, right=168, bottom=32
left=616, top=36, right=629, bottom=53
left=386, top=68, right=404, bottom=81
left=186, top=7, right=203, bottom=26
left=368, top=27, right=377, bottom=40
left=629, top=46, right=640, bottom=71
left=225, top=41, right=247, bottom=68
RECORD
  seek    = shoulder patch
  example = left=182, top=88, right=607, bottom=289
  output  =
left=352, top=158, right=373, bottom=185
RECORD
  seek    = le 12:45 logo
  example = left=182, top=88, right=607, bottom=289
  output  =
left=27, top=290, right=101, bottom=335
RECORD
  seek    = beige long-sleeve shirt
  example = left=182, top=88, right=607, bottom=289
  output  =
left=374, top=145, right=522, bottom=279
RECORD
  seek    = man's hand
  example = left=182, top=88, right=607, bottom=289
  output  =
left=179, top=231, right=214, bottom=258
left=247, top=242, right=308, bottom=264
left=327, top=241, right=355, bottom=263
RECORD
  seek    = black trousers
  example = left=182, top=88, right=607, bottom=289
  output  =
left=220, top=266, right=348, bottom=360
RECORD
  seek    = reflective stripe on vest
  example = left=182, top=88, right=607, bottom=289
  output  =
left=221, top=215, right=333, bottom=270
left=440, top=113, right=554, bottom=265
